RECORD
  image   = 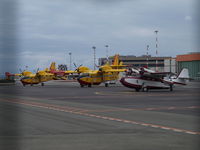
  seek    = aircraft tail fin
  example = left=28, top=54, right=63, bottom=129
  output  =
left=172, top=68, right=189, bottom=85
left=5, top=72, right=11, bottom=76
left=50, top=62, right=56, bottom=71
left=177, top=68, right=189, bottom=79
left=112, top=54, right=119, bottom=65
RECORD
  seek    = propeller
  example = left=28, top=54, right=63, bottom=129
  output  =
left=74, top=64, right=83, bottom=72
left=19, top=68, right=22, bottom=73
left=33, top=68, right=39, bottom=73
left=73, top=63, right=77, bottom=68
left=95, top=64, right=100, bottom=68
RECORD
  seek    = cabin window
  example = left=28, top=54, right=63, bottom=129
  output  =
left=80, top=73, right=89, bottom=77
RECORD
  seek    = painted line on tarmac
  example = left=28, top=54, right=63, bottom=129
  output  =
left=80, top=106, right=200, bottom=113
left=1, top=98, right=200, bottom=136
left=0, top=98, right=89, bottom=113
left=95, top=91, right=200, bottom=97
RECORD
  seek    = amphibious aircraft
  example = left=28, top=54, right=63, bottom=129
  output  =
left=120, top=67, right=189, bottom=92
left=20, top=70, right=54, bottom=86
left=20, top=62, right=71, bottom=86
left=20, top=54, right=126, bottom=86
left=77, top=54, right=127, bottom=87
left=77, top=65, right=126, bottom=87
left=20, top=61, right=77, bottom=86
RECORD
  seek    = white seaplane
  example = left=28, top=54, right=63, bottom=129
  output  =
left=120, top=67, right=190, bottom=92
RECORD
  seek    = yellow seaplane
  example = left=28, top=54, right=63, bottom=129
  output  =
left=20, top=62, right=75, bottom=86
left=76, top=54, right=127, bottom=87
left=20, top=70, right=54, bottom=86
left=20, top=54, right=126, bottom=87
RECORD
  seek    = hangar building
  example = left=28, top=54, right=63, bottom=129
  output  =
left=176, top=52, right=200, bottom=80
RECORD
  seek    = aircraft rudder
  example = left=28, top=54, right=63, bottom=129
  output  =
left=112, top=54, right=119, bottom=66
left=50, top=62, right=56, bottom=71
left=178, top=68, right=189, bottom=79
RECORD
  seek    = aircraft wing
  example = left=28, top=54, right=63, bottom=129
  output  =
left=103, top=69, right=126, bottom=73
left=65, top=70, right=78, bottom=74
left=110, top=65, right=127, bottom=67
left=141, top=72, right=176, bottom=79
left=15, top=73, right=22, bottom=76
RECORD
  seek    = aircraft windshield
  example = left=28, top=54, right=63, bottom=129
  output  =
left=22, top=77, right=31, bottom=80
left=80, top=73, right=89, bottom=77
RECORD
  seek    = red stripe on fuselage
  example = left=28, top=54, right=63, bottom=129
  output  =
left=120, top=77, right=141, bottom=89
left=120, top=77, right=170, bottom=89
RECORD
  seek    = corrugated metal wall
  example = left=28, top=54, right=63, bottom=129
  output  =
left=177, top=61, right=200, bottom=80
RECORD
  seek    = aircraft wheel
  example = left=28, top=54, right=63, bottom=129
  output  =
left=23, top=84, right=26, bottom=87
left=105, top=83, right=109, bottom=87
left=31, top=84, right=33, bottom=86
left=41, top=83, right=44, bottom=86
left=142, top=87, right=148, bottom=92
left=88, top=84, right=92, bottom=87
left=135, top=88, right=140, bottom=92
left=80, top=84, right=84, bottom=88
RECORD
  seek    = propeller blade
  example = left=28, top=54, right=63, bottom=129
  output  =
left=73, top=63, right=77, bottom=68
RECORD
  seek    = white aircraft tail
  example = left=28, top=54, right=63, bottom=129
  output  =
left=172, top=68, right=189, bottom=85
left=177, top=68, right=189, bottom=79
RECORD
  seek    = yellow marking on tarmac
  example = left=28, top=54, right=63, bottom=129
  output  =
left=0, top=98, right=200, bottom=136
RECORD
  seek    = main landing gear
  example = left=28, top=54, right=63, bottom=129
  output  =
left=142, top=87, right=148, bottom=92
left=80, top=84, right=92, bottom=87
left=105, top=83, right=109, bottom=87
left=170, top=84, right=173, bottom=91
left=135, top=87, right=148, bottom=92
left=141, top=83, right=148, bottom=92
left=135, top=88, right=140, bottom=92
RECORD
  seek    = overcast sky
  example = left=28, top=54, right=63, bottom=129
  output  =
left=0, top=0, right=198, bottom=72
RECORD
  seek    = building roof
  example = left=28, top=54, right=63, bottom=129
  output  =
left=176, top=53, right=200, bottom=61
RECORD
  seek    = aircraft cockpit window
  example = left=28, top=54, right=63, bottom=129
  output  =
left=80, top=73, right=89, bottom=77
left=22, top=77, right=31, bottom=79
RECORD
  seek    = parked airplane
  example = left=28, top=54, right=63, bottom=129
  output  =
left=77, top=54, right=127, bottom=87
left=78, top=65, right=126, bottom=87
left=20, top=62, right=62, bottom=86
left=20, top=54, right=127, bottom=87
left=120, top=67, right=189, bottom=92
left=20, top=70, right=54, bottom=86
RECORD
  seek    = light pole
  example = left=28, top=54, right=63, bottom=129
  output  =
left=146, top=45, right=149, bottom=68
left=105, top=45, right=109, bottom=61
left=154, top=30, right=159, bottom=71
left=92, top=46, right=96, bottom=70
left=69, top=52, right=72, bottom=70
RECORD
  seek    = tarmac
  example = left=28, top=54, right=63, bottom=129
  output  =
left=0, top=80, right=200, bottom=150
